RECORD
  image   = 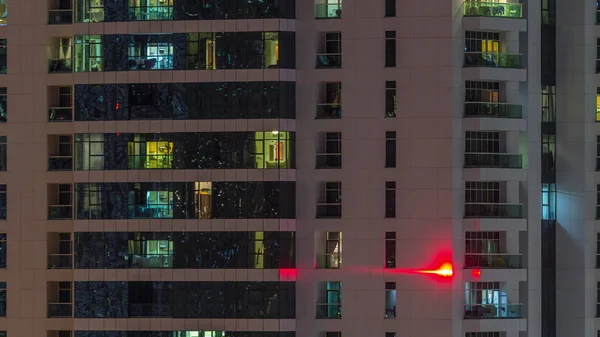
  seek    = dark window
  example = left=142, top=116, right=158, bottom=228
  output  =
left=0, top=88, right=6, bottom=122
left=385, top=232, right=396, bottom=268
left=316, top=132, right=342, bottom=169
left=317, top=182, right=342, bottom=218
left=325, top=333, right=341, bottom=337
left=0, top=185, right=6, bottom=220
left=385, top=31, right=396, bottom=67
left=0, top=40, right=6, bottom=74
left=385, top=181, right=396, bottom=218
left=74, top=281, right=295, bottom=318
left=0, top=282, right=5, bottom=317
left=385, top=333, right=396, bottom=337
left=0, top=233, right=5, bottom=268
left=0, top=136, right=6, bottom=171
left=385, top=0, right=396, bottom=17
left=385, top=131, right=396, bottom=168
left=465, top=333, right=502, bottom=337
left=75, top=332, right=295, bottom=337
left=597, top=38, right=600, bottom=72
left=385, top=81, right=396, bottom=117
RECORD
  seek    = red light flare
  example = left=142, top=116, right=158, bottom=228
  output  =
left=471, top=269, right=481, bottom=279
left=416, top=262, right=454, bottom=277
left=278, top=268, right=297, bottom=281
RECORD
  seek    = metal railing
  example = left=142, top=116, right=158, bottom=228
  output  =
left=315, top=3, right=342, bottom=19
left=316, top=203, right=342, bottom=218
left=316, top=153, right=342, bottom=169
left=48, top=205, right=73, bottom=220
left=463, top=102, right=523, bottom=118
left=464, top=52, right=522, bottom=68
left=316, top=253, right=342, bottom=269
left=48, top=156, right=73, bottom=171
left=464, top=253, right=522, bottom=268
left=48, top=303, right=72, bottom=318
left=48, top=58, right=73, bottom=73
left=464, top=303, right=522, bottom=319
left=316, top=303, right=342, bottom=319
left=48, top=107, right=73, bottom=122
left=464, top=153, right=522, bottom=169
left=128, top=6, right=173, bottom=21
left=462, top=1, right=523, bottom=18
left=127, top=55, right=174, bottom=70
left=464, top=203, right=522, bottom=218
left=48, top=254, right=73, bottom=269
left=48, top=10, right=73, bottom=24
left=316, top=103, right=342, bottom=119
left=316, top=53, right=342, bottom=68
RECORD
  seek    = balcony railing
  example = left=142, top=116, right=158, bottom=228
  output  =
left=48, top=10, right=73, bottom=24
left=316, top=303, right=342, bottom=319
left=316, top=153, right=342, bottom=169
left=129, top=6, right=173, bottom=21
left=464, top=253, right=523, bottom=268
left=48, top=303, right=72, bottom=318
left=48, top=254, right=73, bottom=269
left=462, top=1, right=523, bottom=18
left=316, top=3, right=342, bottom=19
left=464, top=153, right=523, bottom=169
left=316, top=53, right=342, bottom=68
left=49, top=58, right=73, bottom=73
left=464, top=102, right=522, bottom=118
left=48, top=205, right=73, bottom=220
left=128, top=254, right=173, bottom=268
left=48, top=107, right=73, bottom=122
left=128, top=55, right=173, bottom=70
left=316, top=203, right=342, bottom=218
left=464, top=52, right=522, bottom=68
left=464, top=303, right=522, bottom=319
left=48, top=156, right=73, bottom=171
left=464, top=203, right=522, bottom=218
left=316, top=253, right=342, bottom=269
left=316, top=103, right=342, bottom=119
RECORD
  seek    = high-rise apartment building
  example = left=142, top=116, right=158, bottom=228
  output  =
left=1, top=0, right=596, bottom=336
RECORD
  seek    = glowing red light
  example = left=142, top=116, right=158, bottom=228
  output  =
left=115, top=103, right=121, bottom=110
left=278, top=268, right=297, bottom=281
left=471, top=269, right=481, bottom=278
left=417, top=262, right=454, bottom=277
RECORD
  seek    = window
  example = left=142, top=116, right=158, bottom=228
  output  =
left=385, top=181, right=396, bottom=218
left=48, top=37, right=73, bottom=73
left=0, top=40, right=6, bottom=74
left=0, top=88, right=5, bottom=122
left=596, top=233, right=600, bottom=268
left=0, top=136, right=5, bottom=171
left=0, top=185, right=5, bottom=220
left=74, top=35, right=103, bottom=72
left=316, top=32, right=342, bottom=68
left=75, top=0, right=104, bottom=22
left=317, top=232, right=342, bottom=269
left=316, top=182, right=342, bottom=218
left=385, top=333, right=396, bottom=337
left=384, top=282, right=396, bottom=319
left=597, top=38, right=600, bottom=73
left=465, top=131, right=500, bottom=153
left=48, top=86, right=73, bottom=122
left=465, top=181, right=500, bottom=204
left=597, top=184, right=600, bottom=219
left=48, top=281, right=73, bottom=318
left=596, top=281, right=600, bottom=316
left=316, top=132, right=342, bottom=169
left=128, top=0, right=174, bottom=21
left=325, top=333, right=342, bottom=337
left=385, top=131, right=396, bottom=168
left=316, top=82, right=342, bottom=119
left=48, top=233, right=73, bottom=269
left=542, top=85, right=555, bottom=122
left=315, top=0, right=342, bottom=19
left=74, top=134, right=104, bottom=170
left=385, top=81, right=396, bottom=117
left=128, top=232, right=173, bottom=268
left=128, top=38, right=173, bottom=70
left=465, top=333, right=503, bottom=337
left=465, top=81, right=499, bottom=103
left=128, top=135, right=173, bottom=169
left=542, top=133, right=555, bottom=172
left=465, top=31, right=500, bottom=54
left=464, top=231, right=501, bottom=268
left=0, top=282, right=5, bottom=317
left=541, top=183, right=556, bottom=220
left=385, top=232, right=396, bottom=268
left=48, top=184, right=73, bottom=220
left=385, top=0, right=396, bottom=17
left=316, top=281, right=342, bottom=319
left=385, top=31, right=396, bottom=67
left=0, top=233, right=5, bottom=268
left=129, top=184, right=174, bottom=219
left=0, top=0, right=6, bottom=26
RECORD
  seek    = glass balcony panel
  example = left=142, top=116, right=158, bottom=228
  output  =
left=48, top=303, right=72, bottom=318
left=49, top=58, right=73, bottom=73
left=597, top=10, right=600, bottom=24
left=464, top=52, right=522, bottom=68
left=48, top=254, right=73, bottom=269
left=316, top=253, right=342, bottom=269
left=315, top=4, right=342, bottom=19
left=316, top=203, right=341, bottom=218
left=463, top=1, right=523, bottom=18
left=49, top=108, right=73, bottom=122
left=48, top=10, right=73, bottom=24
left=464, top=153, right=522, bottom=169
left=464, top=203, right=522, bottom=218
left=128, top=55, right=173, bottom=70
left=49, top=157, right=73, bottom=171
left=128, top=254, right=173, bottom=268
left=316, top=54, right=342, bottom=68
left=464, top=253, right=522, bottom=268
left=316, top=104, right=342, bottom=119
left=464, top=303, right=522, bottom=319
left=316, top=154, right=342, bottom=169
left=316, top=303, right=342, bottom=319
left=48, top=205, right=73, bottom=220
left=128, top=205, right=173, bottom=219
left=463, top=102, right=523, bottom=118
left=129, top=6, right=173, bottom=21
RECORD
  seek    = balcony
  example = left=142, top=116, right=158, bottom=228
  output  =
left=316, top=53, right=342, bottom=69
left=47, top=303, right=72, bottom=318
left=316, top=253, right=342, bottom=269
left=464, top=153, right=522, bottom=169
left=316, top=203, right=341, bottom=218
left=464, top=52, right=522, bottom=69
left=464, top=203, right=522, bottom=218
left=464, top=102, right=523, bottom=118
left=128, top=55, right=173, bottom=70
left=48, top=205, right=72, bottom=220
left=316, top=303, right=342, bottom=319
left=462, top=1, right=523, bottom=19
left=128, top=6, right=173, bottom=21
left=48, top=58, right=72, bottom=73
left=597, top=10, right=600, bottom=24
left=128, top=254, right=173, bottom=268
left=464, top=303, right=522, bottom=319
left=48, top=107, right=72, bottom=122
left=48, top=157, right=73, bottom=171
left=48, top=10, right=73, bottom=24
left=47, top=254, right=72, bottom=269
left=315, top=3, right=342, bottom=19
left=464, top=253, right=522, bottom=268
left=316, top=153, right=342, bottom=169
left=316, top=103, right=341, bottom=119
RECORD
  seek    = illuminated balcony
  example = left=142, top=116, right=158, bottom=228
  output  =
left=128, top=254, right=173, bottom=268
left=464, top=203, right=522, bottom=218
left=129, top=6, right=173, bottom=21
left=48, top=37, right=73, bottom=73
left=316, top=281, right=342, bottom=319
left=464, top=303, right=522, bottom=319
left=464, top=253, right=522, bottom=269
left=464, top=52, right=522, bottom=68
left=315, top=3, right=342, bottom=19
left=316, top=253, right=342, bottom=269
left=316, top=53, right=342, bottom=68
left=464, top=153, right=522, bottom=169
left=462, top=1, right=523, bottom=19
left=464, top=102, right=523, bottom=118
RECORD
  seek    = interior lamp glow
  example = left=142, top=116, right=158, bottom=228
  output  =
left=417, top=262, right=454, bottom=277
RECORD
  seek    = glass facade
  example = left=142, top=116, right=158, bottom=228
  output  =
left=0, top=185, right=5, bottom=220
left=0, top=233, right=5, bottom=268
left=74, top=82, right=295, bottom=120
left=74, top=231, right=295, bottom=269
left=75, top=0, right=294, bottom=22
left=75, top=333, right=294, bottom=337
left=75, top=181, right=295, bottom=219
left=73, top=32, right=295, bottom=72
left=0, top=282, right=4, bottom=317
left=74, top=281, right=295, bottom=318
left=74, top=132, right=294, bottom=170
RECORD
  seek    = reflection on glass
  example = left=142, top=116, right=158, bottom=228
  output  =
left=75, top=134, right=104, bottom=170
left=128, top=234, right=173, bottom=268
left=129, top=0, right=173, bottom=20
left=128, top=137, right=173, bottom=169
left=128, top=42, right=174, bottom=70
left=74, top=35, right=103, bottom=72
left=75, top=0, right=104, bottom=22
left=0, top=0, right=6, bottom=26
left=129, top=186, right=173, bottom=218
left=185, top=33, right=215, bottom=70
left=254, top=131, right=290, bottom=168
left=194, top=182, right=212, bottom=219
left=264, top=32, right=279, bottom=68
